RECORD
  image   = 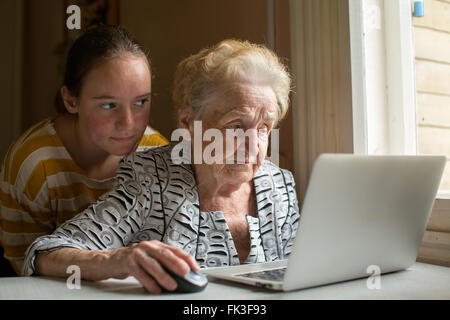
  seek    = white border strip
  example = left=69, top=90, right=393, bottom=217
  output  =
left=384, top=0, right=417, bottom=155
left=349, top=0, right=369, bottom=155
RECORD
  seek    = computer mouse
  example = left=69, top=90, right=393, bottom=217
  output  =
left=162, top=266, right=208, bottom=293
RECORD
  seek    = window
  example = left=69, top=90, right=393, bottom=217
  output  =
left=349, top=0, right=417, bottom=155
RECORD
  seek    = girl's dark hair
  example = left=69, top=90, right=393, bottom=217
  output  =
left=55, top=24, right=150, bottom=113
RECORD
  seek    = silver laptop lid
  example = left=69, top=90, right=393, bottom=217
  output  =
left=283, top=154, right=446, bottom=291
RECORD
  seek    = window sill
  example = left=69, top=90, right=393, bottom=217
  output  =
left=436, top=191, right=450, bottom=200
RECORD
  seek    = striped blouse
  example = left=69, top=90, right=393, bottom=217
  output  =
left=23, top=144, right=300, bottom=276
left=0, top=117, right=168, bottom=275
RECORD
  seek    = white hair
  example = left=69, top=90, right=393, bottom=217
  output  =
left=173, top=39, right=292, bottom=124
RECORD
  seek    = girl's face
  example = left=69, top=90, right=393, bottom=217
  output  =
left=70, top=56, right=151, bottom=156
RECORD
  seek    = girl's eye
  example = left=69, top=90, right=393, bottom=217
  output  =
left=100, top=103, right=115, bottom=110
left=135, top=98, right=150, bottom=107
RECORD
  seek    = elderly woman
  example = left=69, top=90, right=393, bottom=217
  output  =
left=22, top=39, right=300, bottom=294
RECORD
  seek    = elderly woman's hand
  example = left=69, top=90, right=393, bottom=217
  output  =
left=35, top=240, right=199, bottom=294
left=107, top=240, right=199, bottom=293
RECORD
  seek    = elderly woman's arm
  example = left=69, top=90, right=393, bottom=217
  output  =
left=34, top=241, right=198, bottom=293
left=23, top=152, right=199, bottom=294
left=34, top=248, right=110, bottom=280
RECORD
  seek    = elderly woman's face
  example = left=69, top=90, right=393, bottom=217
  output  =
left=197, top=83, right=278, bottom=184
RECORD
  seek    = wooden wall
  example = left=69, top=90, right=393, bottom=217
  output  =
left=413, top=0, right=450, bottom=190
left=418, top=199, right=450, bottom=267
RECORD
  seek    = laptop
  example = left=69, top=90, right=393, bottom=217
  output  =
left=202, top=154, right=446, bottom=291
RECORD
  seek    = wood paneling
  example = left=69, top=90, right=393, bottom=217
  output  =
left=417, top=244, right=450, bottom=267
left=417, top=93, right=450, bottom=126
left=417, top=230, right=450, bottom=267
left=418, top=126, right=450, bottom=155
left=427, top=199, right=450, bottom=232
left=413, top=27, right=450, bottom=64
left=412, top=0, right=450, bottom=32
left=418, top=200, right=450, bottom=267
left=415, top=60, right=450, bottom=95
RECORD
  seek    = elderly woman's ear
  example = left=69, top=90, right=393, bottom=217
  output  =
left=178, top=107, right=193, bottom=131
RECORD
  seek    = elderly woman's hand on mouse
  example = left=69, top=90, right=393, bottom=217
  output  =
left=35, top=240, right=199, bottom=294
left=106, top=240, right=199, bottom=293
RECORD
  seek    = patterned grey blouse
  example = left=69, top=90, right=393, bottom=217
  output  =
left=23, top=144, right=300, bottom=275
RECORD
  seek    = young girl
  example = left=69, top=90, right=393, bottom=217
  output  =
left=0, top=25, right=168, bottom=275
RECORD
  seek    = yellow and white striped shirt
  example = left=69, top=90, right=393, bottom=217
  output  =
left=0, top=117, right=168, bottom=274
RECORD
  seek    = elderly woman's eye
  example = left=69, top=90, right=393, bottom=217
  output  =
left=227, top=123, right=242, bottom=130
left=258, top=126, right=269, bottom=134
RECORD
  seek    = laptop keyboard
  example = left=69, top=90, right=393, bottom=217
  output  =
left=237, top=267, right=287, bottom=281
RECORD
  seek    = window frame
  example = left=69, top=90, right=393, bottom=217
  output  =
left=349, top=0, right=417, bottom=156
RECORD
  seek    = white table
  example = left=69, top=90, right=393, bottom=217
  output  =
left=0, top=262, right=449, bottom=300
